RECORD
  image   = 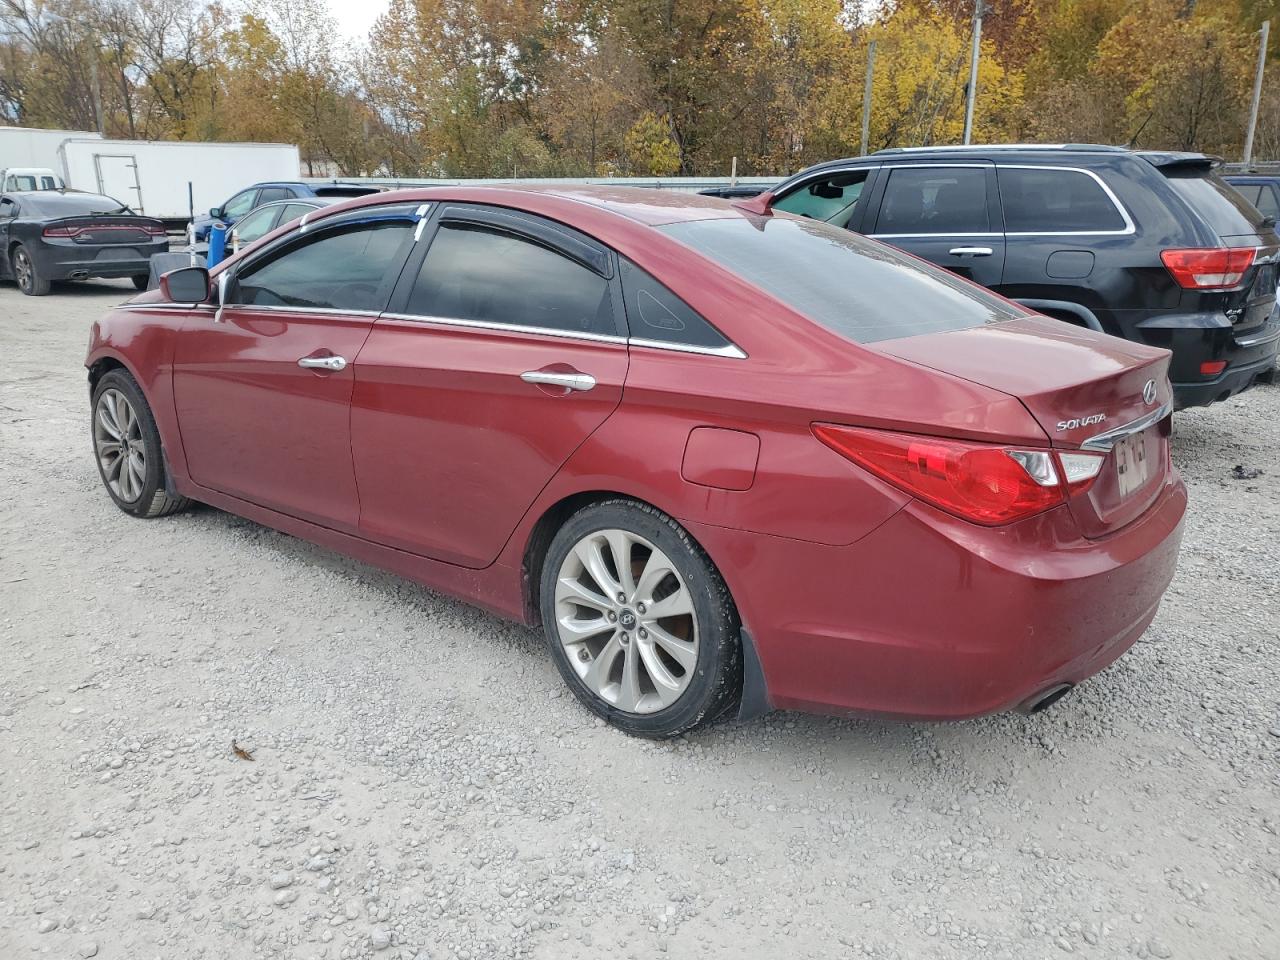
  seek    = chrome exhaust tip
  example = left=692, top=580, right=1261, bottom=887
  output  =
left=1018, top=682, right=1073, bottom=715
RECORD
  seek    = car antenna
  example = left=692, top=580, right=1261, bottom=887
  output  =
left=732, top=191, right=775, bottom=216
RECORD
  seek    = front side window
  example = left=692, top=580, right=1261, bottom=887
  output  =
left=876, top=167, right=990, bottom=235
left=999, top=167, right=1127, bottom=232
left=222, top=190, right=258, bottom=219
left=773, top=171, right=870, bottom=228
left=232, top=220, right=412, bottom=311
left=661, top=215, right=1023, bottom=345
left=405, top=222, right=616, bottom=336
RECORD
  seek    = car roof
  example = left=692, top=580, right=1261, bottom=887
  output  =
left=317, top=183, right=746, bottom=228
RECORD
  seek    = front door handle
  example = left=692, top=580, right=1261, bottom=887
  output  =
left=520, top=370, right=596, bottom=392
left=949, top=246, right=994, bottom=257
left=298, top=355, right=347, bottom=371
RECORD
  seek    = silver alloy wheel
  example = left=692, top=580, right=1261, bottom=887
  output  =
left=554, top=528, right=699, bottom=714
left=14, top=249, right=32, bottom=292
left=94, top=388, right=146, bottom=503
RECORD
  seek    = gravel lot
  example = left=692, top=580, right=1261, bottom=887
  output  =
left=1, top=278, right=1278, bottom=960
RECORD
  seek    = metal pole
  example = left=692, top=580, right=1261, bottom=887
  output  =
left=730, top=155, right=738, bottom=186
left=860, top=40, right=877, bottom=156
left=962, top=0, right=983, bottom=145
left=90, top=56, right=104, bottom=134
left=1242, top=20, right=1270, bottom=168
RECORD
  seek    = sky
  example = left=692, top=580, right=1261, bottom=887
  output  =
left=326, top=0, right=390, bottom=42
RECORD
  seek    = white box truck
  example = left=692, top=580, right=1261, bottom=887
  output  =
left=56, top=139, right=301, bottom=223
left=0, top=126, right=102, bottom=191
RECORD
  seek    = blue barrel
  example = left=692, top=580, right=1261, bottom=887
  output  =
left=207, top=221, right=228, bottom=267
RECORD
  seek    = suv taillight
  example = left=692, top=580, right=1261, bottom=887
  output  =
left=812, top=424, right=1105, bottom=526
left=1160, top=247, right=1256, bottom=289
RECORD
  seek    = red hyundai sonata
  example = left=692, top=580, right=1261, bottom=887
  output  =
left=86, top=186, right=1186, bottom=737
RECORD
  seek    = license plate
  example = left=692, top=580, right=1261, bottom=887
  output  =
left=1114, top=431, right=1149, bottom=498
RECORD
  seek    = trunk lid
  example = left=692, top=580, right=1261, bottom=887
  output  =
left=44, top=215, right=164, bottom=246
left=876, top=314, right=1173, bottom=538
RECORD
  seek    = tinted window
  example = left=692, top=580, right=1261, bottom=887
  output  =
left=876, top=167, right=990, bottom=234
left=1164, top=171, right=1263, bottom=236
left=21, top=193, right=127, bottom=217
left=1259, top=186, right=1280, bottom=219
left=773, top=171, right=870, bottom=227
left=222, top=190, right=258, bottom=219
left=257, top=187, right=290, bottom=205
left=1231, top=183, right=1264, bottom=206
left=661, top=216, right=1023, bottom=344
left=999, top=167, right=1126, bottom=232
left=406, top=222, right=616, bottom=335
left=618, top=259, right=733, bottom=349
left=278, top=202, right=318, bottom=223
left=233, top=221, right=411, bottom=311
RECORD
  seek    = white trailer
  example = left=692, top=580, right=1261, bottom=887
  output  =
left=0, top=126, right=102, bottom=168
left=55, top=139, right=301, bottom=222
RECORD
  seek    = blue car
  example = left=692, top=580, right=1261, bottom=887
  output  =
left=189, top=181, right=381, bottom=241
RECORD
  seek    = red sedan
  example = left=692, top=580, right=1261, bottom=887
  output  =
left=85, top=186, right=1186, bottom=737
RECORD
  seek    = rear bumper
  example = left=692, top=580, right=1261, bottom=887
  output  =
left=1136, top=311, right=1280, bottom=408
left=1172, top=347, right=1278, bottom=408
left=38, top=243, right=169, bottom=281
left=687, top=473, right=1187, bottom=721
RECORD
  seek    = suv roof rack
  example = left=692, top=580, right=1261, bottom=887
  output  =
left=870, top=143, right=1128, bottom=155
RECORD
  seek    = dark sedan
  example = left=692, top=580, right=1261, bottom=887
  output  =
left=0, top=190, right=169, bottom=296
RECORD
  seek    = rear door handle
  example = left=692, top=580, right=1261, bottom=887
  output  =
left=298, top=355, right=347, bottom=371
left=949, top=246, right=994, bottom=257
left=520, top=370, right=596, bottom=392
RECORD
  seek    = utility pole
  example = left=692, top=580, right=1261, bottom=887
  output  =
left=860, top=40, right=877, bottom=156
left=1242, top=20, right=1270, bottom=168
left=90, top=56, right=104, bottom=135
left=962, top=0, right=984, bottom=145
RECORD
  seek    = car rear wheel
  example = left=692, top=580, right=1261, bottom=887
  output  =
left=12, top=245, right=50, bottom=296
left=539, top=499, right=741, bottom=738
left=91, top=369, right=191, bottom=519
left=131, top=274, right=150, bottom=291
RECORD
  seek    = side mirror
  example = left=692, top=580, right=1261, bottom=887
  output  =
left=209, top=206, right=222, bottom=218
left=159, top=266, right=210, bottom=304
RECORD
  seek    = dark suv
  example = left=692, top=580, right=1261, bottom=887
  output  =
left=751, top=145, right=1280, bottom=408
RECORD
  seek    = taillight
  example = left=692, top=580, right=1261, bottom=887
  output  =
left=42, top=225, right=74, bottom=237
left=813, top=425, right=1109, bottom=526
left=1160, top=247, right=1256, bottom=289
left=144, top=223, right=166, bottom=236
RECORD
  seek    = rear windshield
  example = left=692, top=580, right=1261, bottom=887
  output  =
left=21, top=193, right=129, bottom=218
left=1163, top=170, right=1263, bottom=237
left=658, top=216, right=1024, bottom=344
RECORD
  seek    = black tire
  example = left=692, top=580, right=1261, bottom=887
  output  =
left=90, top=369, right=191, bottom=519
left=131, top=274, right=150, bottom=291
left=12, top=244, right=50, bottom=296
left=539, top=498, right=741, bottom=738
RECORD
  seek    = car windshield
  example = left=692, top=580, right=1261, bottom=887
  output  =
left=658, top=215, right=1025, bottom=344
left=22, top=194, right=129, bottom=218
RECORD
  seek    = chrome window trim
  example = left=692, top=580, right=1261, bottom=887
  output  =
left=119, top=302, right=215, bottom=313
left=379, top=312, right=748, bottom=358
left=1080, top=401, right=1173, bottom=451
left=221, top=304, right=383, bottom=318
left=871, top=232, right=1002, bottom=239
left=996, top=164, right=1136, bottom=237
left=628, top=337, right=747, bottom=359
left=380, top=312, right=628, bottom=345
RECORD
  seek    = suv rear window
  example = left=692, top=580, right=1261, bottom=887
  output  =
left=1163, top=170, right=1263, bottom=237
left=998, top=167, right=1127, bottom=232
left=660, top=216, right=1024, bottom=344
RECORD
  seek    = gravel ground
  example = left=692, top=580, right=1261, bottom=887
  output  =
left=1, top=279, right=1278, bottom=960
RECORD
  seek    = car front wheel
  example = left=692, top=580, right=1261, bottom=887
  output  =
left=91, top=369, right=190, bottom=519
left=12, top=244, right=50, bottom=296
left=539, top=499, right=741, bottom=738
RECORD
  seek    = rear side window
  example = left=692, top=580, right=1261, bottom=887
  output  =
left=234, top=221, right=411, bottom=310
left=998, top=167, right=1127, bottom=232
left=257, top=187, right=290, bottom=205
left=875, top=167, right=990, bottom=234
left=618, top=259, right=734, bottom=350
left=773, top=170, right=871, bottom=228
left=1164, top=170, right=1263, bottom=237
left=406, top=222, right=616, bottom=336
left=661, top=216, right=1023, bottom=344
left=1232, top=183, right=1280, bottom=218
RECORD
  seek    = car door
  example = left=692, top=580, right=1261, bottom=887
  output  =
left=172, top=207, right=420, bottom=530
left=865, top=163, right=1005, bottom=285
left=350, top=204, right=630, bottom=568
left=0, top=197, right=15, bottom=278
